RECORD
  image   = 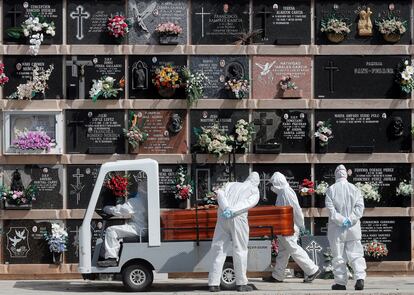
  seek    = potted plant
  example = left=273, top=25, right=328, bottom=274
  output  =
left=320, top=13, right=351, bottom=44
left=396, top=60, right=414, bottom=99
left=89, top=76, right=124, bottom=102
left=107, top=15, right=131, bottom=43
left=363, top=240, right=388, bottom=261
left=355, top=182, right=381, bottom=208
left=314, top=181, right=329, bottom=208
left=123, top=111, right=148, bottom=153
left=396, top=180, right=412, bottom=207
left=155, top=22, right=183, bottom=45
left=152, top=65, right=182, bottom=98
left=182, top=67, right=209, bottom=107
left=193, top=124, right=233, bottom=158
left=314, top=121, right=333, bottom=153
left=1, top=170, right=38, bottom=209
left=224, top=79, right=249, bottom=99
left=12, top=128, right=56, bottom=153
left=44, top=223, right=68, bottom=264
left=376, top=13, right=407, bottom=43
left=174, top=166, right=193, bottom=209
left=104, top=173, right=129, bottom=205
left=299, top=178, right=314, bottom=208
left=279, top=75, right=303, bottom=98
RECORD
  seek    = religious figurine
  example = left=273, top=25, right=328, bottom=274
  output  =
left=358, top=8, right=373, bottom=37
left=10, top=169, right=24, bottom=192
left=168, top=113, right=183, bottom=134
left=132, top=61, right=147, bottom=90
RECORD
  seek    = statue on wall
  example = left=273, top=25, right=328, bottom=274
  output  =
left=358, top=8, right=373, bottom=37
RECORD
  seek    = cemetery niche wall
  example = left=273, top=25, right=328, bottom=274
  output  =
left=0, top=0, right=412, bottom=277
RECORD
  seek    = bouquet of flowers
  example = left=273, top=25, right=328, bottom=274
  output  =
left=397, top=60, right=414, bottom=95
left=224, top=79, right=249, bottom=99
left=396, top=180, right=413, bottom=197
left=0, top=184, right=38, bottom=206
left=152, top=65, right=181, bottom=90
left=9, top=65, right=54, bottom=100
left=300, top=179, right=315, bottom=196
left=89, top=76, right=124, bottom=102
left=155, top=22, right=183, bottom=36
left=355, top=182, right=381, bottom=203
left=104, top=174, right=129, bottom=198
left=44, top=223, right=68, bottom=253
left=7, top=14, right=56, bottom=56
left=315, top=181, right=329, bottom=195
left=0, top=62, right=9, bottom=87
left=174, top=166, right=193, bottom=201
left=234, top=119, right=254, bottom=150
left=107, top=15, right=130, bottom=40
left=280, top=75, right=298, bottom=90
left=363, top=240, right=388, bottom=259
left=194, top=124, right=233, bottom=158
left=315, top=121, right=333, bottom=147
left=271, top=238, right=279, bottom=257
left=182, top=67, right=209, bottom=106
left=376, top=14, right=407, bottom=36
left=12, top=128, right=56, bottom=152
left=123, top=111, right=148, bottom=149
left=320, top=13, right=351, bottom=36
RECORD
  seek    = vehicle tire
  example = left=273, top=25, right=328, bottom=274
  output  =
left=122, top=264, right=153, bottom=292
left=220, top=261, right=236, bottom=290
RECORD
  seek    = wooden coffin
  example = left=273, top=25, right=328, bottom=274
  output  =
left=160, top=205, right=294, bottom=241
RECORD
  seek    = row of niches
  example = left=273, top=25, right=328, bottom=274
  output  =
left=2, top=0, right=414, bottom=48
left=1, top=109, right=412, bottom=155
left=0, top=162, right=411, bottom=211
left=2, top=216, right=411, bottom=265
left=1, top=55, right=414, bottom=100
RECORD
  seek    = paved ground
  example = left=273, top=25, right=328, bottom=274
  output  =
left=0, top=276, right=413, bottom=295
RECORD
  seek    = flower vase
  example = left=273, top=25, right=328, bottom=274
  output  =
left=32, top=92, right=46, bottom=100
left=383, top=33, right=401, bottom=43
left=4, top=200, right=32, bottom=210
left=129, top=143, right=140, bottom=154
left=326, top=33, right=345, bottom=44
left=179, top=201, right=187, bottom=209
left=315, top=194, right=326, bottom=208
left=158, top=87, right=176, bottom=98
left=364, top=199, right=378, bottom=208
left=317, top=144, right=328, bottom=154
left=280, top=89, right=303, bottom=99
left=400, top=90, right=411, bottom=99
left=299, top=196, right=312, bottom=208
left=401, top=197, right=412, bottom=207
left=52, top=252, right=63, bottom=265
left=159, top=35, right=179, bottom=45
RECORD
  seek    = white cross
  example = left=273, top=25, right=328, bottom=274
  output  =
left=195, top=7, right=211, bottom=38
left=70, top=5, right=90, bottom=40
left=72, top=168, right=85, bottom=205
left=306, top=240, right=323, bottom=265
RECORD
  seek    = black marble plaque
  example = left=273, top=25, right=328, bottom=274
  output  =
left=315, top=110, right=412, bottom=153
left=315, top=55, right=408, bottom=99
left=66, top=55, right=125, bottom=100
left=191, top=0, right=250, bottom=44
left=128, top=55, right=186, bottom=99
left=301, top=236, right=330, bottom=271
left=189, top=56, right=249, bottom=99
left=193, top=164, right=249, bottom=200
left=190, top=109, right=249, bottom=152
left=66, top=110, right=125, bottom=154
left=67, top=0, right=126, bottom=44
left=67, top=165, right=100, bottom=209
left=3, top=0, right=63, bottom=44
left=3, top=56, right=63, bottom=99
left=253, top=0, right=311, bottom=45
left=315, top=163, right=411, bottom=207
left=3, top=220, right=52, bottom=264
left=128, top=0, right=188, bottom=45
left=315, top=1, right=411, bottom=45
left=252, top=110, right=311, bottom=153
left=3, top=165, right=63, bottom=209
left=314, top=217, right=411, bottom=261
left=252, top=164, right=311, bottom=206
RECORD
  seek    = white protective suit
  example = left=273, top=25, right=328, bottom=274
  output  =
left=103, top=193, right=148, bottom=259
left=326, top=165, right=366, bottom=286
left=208, top=172, right=260, bottom=287
left=270, top=172, right=319, bottom=281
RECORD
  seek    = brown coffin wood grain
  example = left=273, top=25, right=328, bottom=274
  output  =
left=160, top=205, right=294, bottom=241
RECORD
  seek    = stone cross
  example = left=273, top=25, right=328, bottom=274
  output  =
left=72, top=168, right=85, bottom=205
left=254, top=113, right=273, bottom=144
left=67, top=116, right=85, bottom=149
left=66, top=56, right=94, bottom=99
left=69, top=226, right=80, bottom=257
left=324, top=61, right=339, bottom=93
left=257, top=7, right=273, bottom=37
left=195, top=6, right=211, bottom=38
left=70, top=5, right=90, bottom=40
left=306, top=240, right=323, bottom=265
left=7, top=4, right=23, bottom=27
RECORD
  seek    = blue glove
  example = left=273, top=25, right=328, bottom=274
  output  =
left=221, top=208, right=233, bottom=219
left=342, top=218, right=352, bottom=228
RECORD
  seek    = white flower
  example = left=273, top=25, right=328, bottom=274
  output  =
left=105, top=76, right=115, bottom=83
left=401, top=70, right=411, bottom=81
left=405, top=60, right=409, bottom=65
left=406, top=66, right=414, bottom=75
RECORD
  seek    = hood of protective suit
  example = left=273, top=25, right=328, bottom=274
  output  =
left=335, top=165, right=348, bottom=181
left=270, top=172, right=289, bottom=193
left=245, top=172, right=260, bottom=187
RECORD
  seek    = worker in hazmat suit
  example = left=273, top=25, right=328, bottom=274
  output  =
left=326, top=165, right=366, bottom=291
left=98, top=192, right=148, bottom=267
left=264, top=172, right=320, bottom=283
left=208, top=172, right=260, bottom=292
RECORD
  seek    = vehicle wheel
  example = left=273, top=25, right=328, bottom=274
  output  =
left=220, top=261, right=236, bottom=290
left=122, top=264, right=153, bottom=292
